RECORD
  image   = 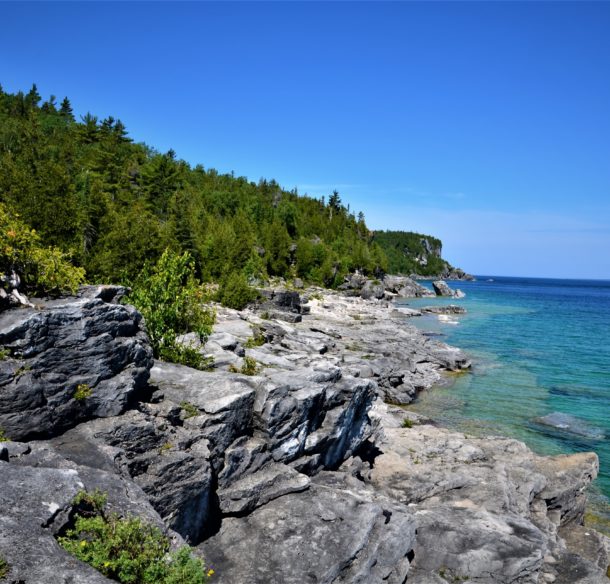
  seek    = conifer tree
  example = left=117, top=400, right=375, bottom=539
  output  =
left=59, top=97, right=74, bottom=120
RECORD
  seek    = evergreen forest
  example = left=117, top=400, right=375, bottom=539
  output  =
left=0, top=84, right=456, bottom=295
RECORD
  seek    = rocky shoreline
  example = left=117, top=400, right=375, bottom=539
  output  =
left=0, top=284, right=609, bottom=583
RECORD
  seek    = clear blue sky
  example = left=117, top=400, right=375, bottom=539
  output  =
left=2, top=1, right=610, bottom=278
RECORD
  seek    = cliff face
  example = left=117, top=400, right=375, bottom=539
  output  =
left=373, top=230, right=474, bottom=280
left=0, top=287, right=608, bottom=583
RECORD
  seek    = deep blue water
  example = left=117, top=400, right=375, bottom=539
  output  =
left=397, top=276, right=610, bottom=528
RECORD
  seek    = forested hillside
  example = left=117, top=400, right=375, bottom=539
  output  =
left=0, top=84, right=388, bottom=288
left=0, top=84, right=468, bottom=294
left=372, top=230, right=453, bottom=277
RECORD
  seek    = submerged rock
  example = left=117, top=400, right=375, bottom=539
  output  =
left=421, top=305, right=467, bottom=315
left=535, top=412, right=606, bottom=440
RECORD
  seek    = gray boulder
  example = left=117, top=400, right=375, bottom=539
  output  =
left=432, top=280, right=454, bottom=296
left=218, top=462, right=310, bottom=514
left=431, top=280, right=465, bottom=298
left=383, top=275, right=435, bottom=298
left=360, top=280, right=385, bottom=300
left=0, top=285, right=153, bottom=440
left=199, top=472, right=417, bottom=584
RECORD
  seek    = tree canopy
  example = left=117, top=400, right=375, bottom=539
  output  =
left=0, top=84, right=453, bottom=289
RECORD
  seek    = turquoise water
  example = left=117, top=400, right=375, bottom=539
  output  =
left=397, top=276, right=610, bottom=527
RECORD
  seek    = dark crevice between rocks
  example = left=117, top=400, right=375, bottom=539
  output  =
left=51, top=499, right=94, bottom=540
left=354, top=439, right=384, bottom=468
left=197, top=473, right=223, bottom=543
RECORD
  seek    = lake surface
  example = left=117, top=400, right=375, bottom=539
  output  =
left=397, top=276, right=610, bottom=531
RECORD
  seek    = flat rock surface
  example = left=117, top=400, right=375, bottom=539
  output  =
left=199, top=473, right=417, bottom=584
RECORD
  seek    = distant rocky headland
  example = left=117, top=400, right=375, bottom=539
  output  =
left=372, top=230, right=475, bottom=281
left=1, top=277, right=608, bottom=583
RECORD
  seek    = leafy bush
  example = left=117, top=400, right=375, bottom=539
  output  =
left=0, top=427, right=9, bottom=442
left=216, top=272, right=258, bottom=310
left=180, top=401, right=199, bottom=419
left=0, top=202, right=85, bottom=296
left=244, top=331, right=266, bottom=348
left=230, top=355, right=259, bottom=376
left=74, top=383, right=93, bottom=401
left=402, top=418, right=413, bottom=429
left=128, top=249, right=215, bottom=369
left=58, top=491, right=211, bottom=584
left=72, top=489, right=107, bottom=514
left=0, top=556, right=9, bottom=579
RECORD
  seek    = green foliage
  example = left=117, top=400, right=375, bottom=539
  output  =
left=14, top=363, right=31, bottom=377
left=0, top=427, right=9, bottom=442
left=0, top=556, right=9, bottom=579
left=57, top=497, right=210, bottom=584
left=373, top=230, right=450, bottom=276
left=244, top=331, right=266, bottom=348
left=230, top=355, right=259, bottom=376
left=73, top=489, right=108, bottom=515
left=74, top=383, right=93, bottom=401
left=241, top=356, right=259, bottom=375
left=0, top=202, right=85, bottom=296
left=159, top=442, right=173, bottom=454
left=401, top=418, right=413, bottom=429
left=216, top=272, right=258, bottom=310
left=0, top=347, right=9, bottom=360
left=0, top=85, right=388, bottom=291
left=180, top=401, right=199, bottom=419
left=128, top=249, right=215, bottom=369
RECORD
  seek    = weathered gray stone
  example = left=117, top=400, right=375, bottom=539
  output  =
left=412, top=506, right=546, bottom=582
left=43, top=409, right=214, bottom=543
left=422, top=304, right=467, bottom=315
left=0, top=286, right=153, bottom=441
left=383, top=275, right=435, bottom=298
left=0, top=457, right=172, bottom=584
left=432, top=280, right=454, bottom=296
left=0, top=284, right=605, bottom=584
left=218, top=462, right=310, bottom=514
left=200, top=473, right=417, bottom=584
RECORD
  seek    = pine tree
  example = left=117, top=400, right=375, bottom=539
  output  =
left=25, top=83, right=41, bottom=109
left=59, top=97, right=74, bottom=121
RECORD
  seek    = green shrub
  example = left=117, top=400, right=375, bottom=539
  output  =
left=244, top=331, right=266, bottom=348
left=0, top=203, right=85, bottom=296
left=0, top=427, right=9, bottom=442
left=180, top=401, right=199, bottom=419
left=159, top=442, right=173, bottom=454
left=74, top=383, right=93, bottom=401
left=229, top=356, right=259, bottom=376
left=240, top=356, right=259, bottom=376
left=216, top=272, right=258, bottom=310
left=128, top=249, right=215, bottom=369
left=73, top=489, right=108, bottom=515
left=0, top=556, right=9, bottom=579
left=58, top=491, right=210, bottom=584
left=402, top=418, right=413, bottom=429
